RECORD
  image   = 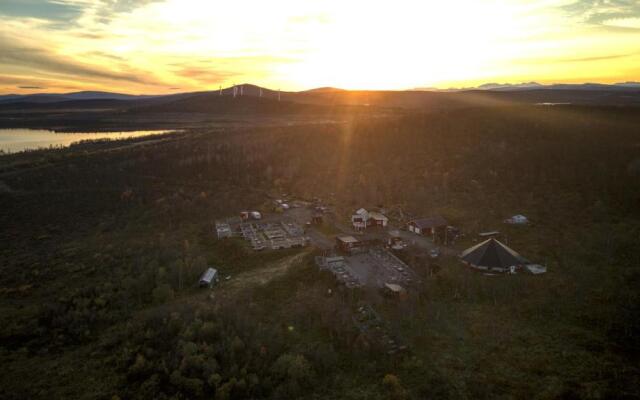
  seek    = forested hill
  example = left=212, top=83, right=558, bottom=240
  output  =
left=0, top=103, right=639, bottom=399
left=2, top=85, right=640, bottom=112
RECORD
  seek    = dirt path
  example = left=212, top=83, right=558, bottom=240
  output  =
left=136, top=250, right=311, bottom=318
left=221, top=250, right=310, bottom=292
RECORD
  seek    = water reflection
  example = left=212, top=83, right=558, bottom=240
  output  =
left=0, top=129, right=174, bottom=154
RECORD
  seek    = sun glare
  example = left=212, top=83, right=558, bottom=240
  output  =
left=0, top=0, right=638, bottom=93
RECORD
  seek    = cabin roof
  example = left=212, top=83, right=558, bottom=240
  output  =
left=336, top=235, right=359, bottom=243
left=368, top=211, right=388, bottom=221
left=385, top=283, right=405, bottom=293
left=410, top=215, right=447, bottom=229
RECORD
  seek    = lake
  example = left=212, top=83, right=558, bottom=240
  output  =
left=0, top=129, right=174, bottom=154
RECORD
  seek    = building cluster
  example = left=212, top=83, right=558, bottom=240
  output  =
left=351, top=208, right=460, bottom=244
left=241, top=221, right=307, bottom=251
left=215, top=213, right=308, bottom=251
left=211, top=200, right=542, bottom=295
left=316, top=245, right=417, bottom=290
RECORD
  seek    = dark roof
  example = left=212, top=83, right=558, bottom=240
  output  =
left=409, top=216, right=447, bottom=229
left=459, top=238, right=529, bottom=269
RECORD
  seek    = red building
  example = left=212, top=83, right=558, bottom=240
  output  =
left=407, top=216, right=448, bottom=240
left=336, top=235, right=362, bottom=253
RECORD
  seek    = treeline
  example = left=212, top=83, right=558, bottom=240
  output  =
left=4, top=105, right=638, bottom=234
left=1, top=104, right=639, bottom=399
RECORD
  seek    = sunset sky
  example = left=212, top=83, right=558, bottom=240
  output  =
left=1, top=0, right=639, bottom=94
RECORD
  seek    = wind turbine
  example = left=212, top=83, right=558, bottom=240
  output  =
left=219, top=85, right=222, bottom=96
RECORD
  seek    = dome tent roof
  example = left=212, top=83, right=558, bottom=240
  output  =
left=460, top=238, right=529, bottom=270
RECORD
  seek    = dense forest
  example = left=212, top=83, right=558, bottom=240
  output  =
left=1, top=104, right=639, bottom=399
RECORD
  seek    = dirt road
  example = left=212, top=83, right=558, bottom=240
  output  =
left=222, top=250, right=310, bottom=291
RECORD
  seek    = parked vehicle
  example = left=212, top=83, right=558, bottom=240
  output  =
left=429, top=248, right=441, bottom=258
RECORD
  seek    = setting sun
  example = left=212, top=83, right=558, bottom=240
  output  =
left=1, top=0, right=639, bottom=93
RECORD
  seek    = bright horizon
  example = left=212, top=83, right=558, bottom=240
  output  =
left=1, top=0, right=639, bottom=95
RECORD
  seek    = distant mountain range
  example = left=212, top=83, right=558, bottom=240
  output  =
left=2, top=82, right=639, bottom=131
left=1, top=82, right=640, bottom=113
left=2, top=82, right=639, bottom=105
left=413, top=82, right=640, bottom=92
left=0, top=91, right=157, bottom=104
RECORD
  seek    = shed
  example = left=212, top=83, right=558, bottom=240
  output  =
left=199, top=267, right=219, bottom=287
left=336, top=235, right=361, bottom=253
left=384, top=283, right=406, bottom=296
left=408, top=216, right=448, bottom=236
left=215, top=222, right=232, bottom=239
left=312, top=213, right=324, bottom=224
left=459, top=238, right=529, bottom=273
left=505, top=215, right=528, bottom=224
left=525, top=264, right=547, bottom=274
left=368, top=211, right=389, bottom=227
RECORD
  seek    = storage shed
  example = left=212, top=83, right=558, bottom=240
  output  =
left=215, top=222, right=232, bottom=239
left=199, top=268, right=219, bottom=288
left=312, top=213, right=324, bottom=224
left=368, top=211, right=389, bottom=228
left=336, top=235, right=361, bottom=253
left=505, top=215, right=528, bottom=224
left=384, top=283, right=406, bottom=296
left=407, top=216, right=448, bottom=237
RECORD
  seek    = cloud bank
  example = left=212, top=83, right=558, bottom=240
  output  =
left=0, top=0, right=638, bottom=93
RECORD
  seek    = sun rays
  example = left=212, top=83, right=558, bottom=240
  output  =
left=0, top=0, right=639, bottom=93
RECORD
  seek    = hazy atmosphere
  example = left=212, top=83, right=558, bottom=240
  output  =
left=1, top=0, right=640, bottom=93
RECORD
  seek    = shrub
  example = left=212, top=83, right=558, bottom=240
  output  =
left=152, top=284, right=174, bottom=304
